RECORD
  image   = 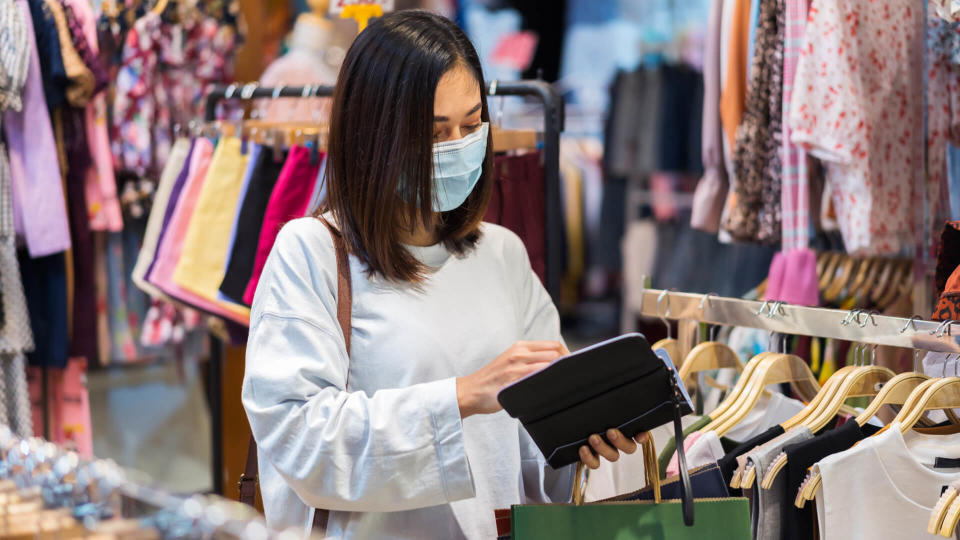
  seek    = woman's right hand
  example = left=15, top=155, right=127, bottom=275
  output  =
left=456, top=341, right=568, bottom=419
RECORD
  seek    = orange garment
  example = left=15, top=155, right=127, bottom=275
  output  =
left=719, top=0, right=753, bottom=146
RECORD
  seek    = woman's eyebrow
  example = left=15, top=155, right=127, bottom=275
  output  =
left=433, top=102, right=482, bottom=122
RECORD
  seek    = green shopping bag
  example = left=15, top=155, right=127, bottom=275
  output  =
left=508, top=375, right=751, bottom=539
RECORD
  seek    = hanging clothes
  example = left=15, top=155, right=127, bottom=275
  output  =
left=5, top=0, right=70, bottom=258
left=485, top=151, right=546, bottom=283
left=219, top=145, right=288, bottom=305
left=172, top=136, right=251, bottom=305
left=64, top=0, right=122, bottom=233
left=790, top=0, right=928, bottom=255
left=725, top=0, right=784, bottom=244
left=242, top=145, right=321, bottom=305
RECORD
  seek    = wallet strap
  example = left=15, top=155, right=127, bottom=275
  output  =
left=668, top=366, right=695, bottom=526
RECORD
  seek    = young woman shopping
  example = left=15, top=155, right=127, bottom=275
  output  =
left=242, top=10, right=642, bottom=538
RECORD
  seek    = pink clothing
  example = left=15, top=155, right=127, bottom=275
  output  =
left=243, top=146, right=320, bottom=305
left=4, top=0, right=70, bottom=257
left=667, top=431, right=704, bottom=477
left=147, top=138, right=248, bottom=325
left=65, top=0, right=122, bottom=232
left=780, top=0, right=810, bottom=251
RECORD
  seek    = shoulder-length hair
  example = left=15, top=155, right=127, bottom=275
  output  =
left=319, top=10, right=493, bottom=283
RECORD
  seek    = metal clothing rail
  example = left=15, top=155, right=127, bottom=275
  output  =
left=202, top=80, right=564, bottom=495
left=639, top=289, right=960, bottom=353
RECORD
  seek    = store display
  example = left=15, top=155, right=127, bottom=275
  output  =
left=3, top=0, right=960, bottom=537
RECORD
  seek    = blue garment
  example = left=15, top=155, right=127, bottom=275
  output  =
left=305, top=153, right=327, bottom=216
left=746, top=0, right=761, bottom=81
left=216, top=144, right=260, bottom=304
left=25, top=0, right=66, bottom=110
left=948, top=143, right=960, bottom=220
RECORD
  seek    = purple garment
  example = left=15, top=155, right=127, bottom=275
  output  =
left=144, top=138, right=196, bottom=278
left=4, top=0, right=70, bottom=258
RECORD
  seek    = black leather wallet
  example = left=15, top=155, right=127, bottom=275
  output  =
left=498, top=333, right=693, bottom=469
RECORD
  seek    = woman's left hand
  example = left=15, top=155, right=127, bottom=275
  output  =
left=578, top=429, right=650, bottom=469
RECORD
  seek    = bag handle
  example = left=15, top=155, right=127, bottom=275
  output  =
left=240, top=217, right=353, bottom=535
left=571, top=366, right=694, bottom=526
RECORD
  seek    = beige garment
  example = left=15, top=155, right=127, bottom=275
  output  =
left=44, top=0, right=95, bottom=107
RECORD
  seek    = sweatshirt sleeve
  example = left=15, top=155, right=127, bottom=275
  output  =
left=242, top=219, right=475, bottom=512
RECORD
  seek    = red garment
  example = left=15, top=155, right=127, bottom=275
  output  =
left=243, top=146, right=320, bottom=304
left=484, top=152, right=546, bottom=284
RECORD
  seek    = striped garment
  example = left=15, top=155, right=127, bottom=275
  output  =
left=780, top=0, right=810, bottom=250
left=0, top=0, right=29, bottom=113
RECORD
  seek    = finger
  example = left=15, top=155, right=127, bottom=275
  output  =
left=522, top=341, right=569, bottom=353
left=633, top=431, right=651, bottom=445
left=607, top=429, right=637, bottom=454
left=589, top=434, right=620, bottom=463
left=512, top=351, right=565, bottom=363
left=579, top=445, right=601, bottom=469
left=510, top=360, right=556, bottom=380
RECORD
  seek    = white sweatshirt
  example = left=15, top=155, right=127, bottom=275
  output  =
left=242, top=217, right=573, bottom=539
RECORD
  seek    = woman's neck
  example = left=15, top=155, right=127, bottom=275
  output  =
left=401, top=212, right=439, bottom=246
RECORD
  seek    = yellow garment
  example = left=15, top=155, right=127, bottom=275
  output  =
left=560, top=160, right=584, bottom=311
left=718, top=0, right=752, bottom=147
left=172, top=137, right=250, bottom=314
left=818, top=339, right=837, bottom=385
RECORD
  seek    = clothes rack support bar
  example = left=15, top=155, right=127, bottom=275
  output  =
left=639, top=289, right=960, bottom=353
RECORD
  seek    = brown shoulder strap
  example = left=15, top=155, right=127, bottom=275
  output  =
left=240, top=218, right=353, bottom=537
left=320, top=218, right=353, bottom=361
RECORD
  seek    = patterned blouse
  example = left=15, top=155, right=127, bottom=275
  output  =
left=112, top=12, right=235, bottom=179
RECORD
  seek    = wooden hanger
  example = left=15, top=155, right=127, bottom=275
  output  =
left=712, top=353, right=820, bottom=438
left=895, top=377, right=960, bottom=434
left=818, top=253, right=843, bottom=294
left=678, top=341, right=742, bottom=386
left=748, top=368, right=854, bottom=489
left=759, top=364, right=894, bottom=490
left=878, top=260, right=913, bottom=310
left=823, top=256, right=858, bottom=303
left=934, top=479, right=960, bottom=537
left=698, top=352, right=775, bottom=433
left=492, top=127, right=538, bottom=153
left=815, top=251, right=834, bottom=281
left=855, top=371, right=930, bottom=426
left=869, top=258, right=899, bottom=304
left=845, top=258, right=874, bottom=301
left=796, top=375, right=958, bottom=509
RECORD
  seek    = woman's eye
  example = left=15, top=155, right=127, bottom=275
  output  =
left=464, top=123, right=481, bottom=132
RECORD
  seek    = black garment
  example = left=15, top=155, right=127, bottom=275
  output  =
left=218, top=147, right=286, bottom=305
left=718, top=425, right=785, bottom=488
left=20, top=252, right=68, bottom=368
left=507, top=0, right=567, bottom=82
left=26, top=0, right=68, bottom=110
left=780, top=421, right=881, bottom=540
left=656, top=64, right=704, bottom=174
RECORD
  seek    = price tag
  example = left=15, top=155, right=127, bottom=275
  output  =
left=328, top=0, right=394, bottom=15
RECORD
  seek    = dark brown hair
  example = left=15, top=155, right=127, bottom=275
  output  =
left=319, top=10, right=493, bottom=283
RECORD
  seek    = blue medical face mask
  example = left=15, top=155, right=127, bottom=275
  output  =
left=431, top=122, right=489, bottom=212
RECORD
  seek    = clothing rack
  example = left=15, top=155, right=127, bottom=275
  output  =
left=639, top=288, right=960, bottom=353
left=202, top=80, right=564, bottom=495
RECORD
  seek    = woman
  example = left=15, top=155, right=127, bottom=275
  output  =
left=242, top=10, right=643, bottom=538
